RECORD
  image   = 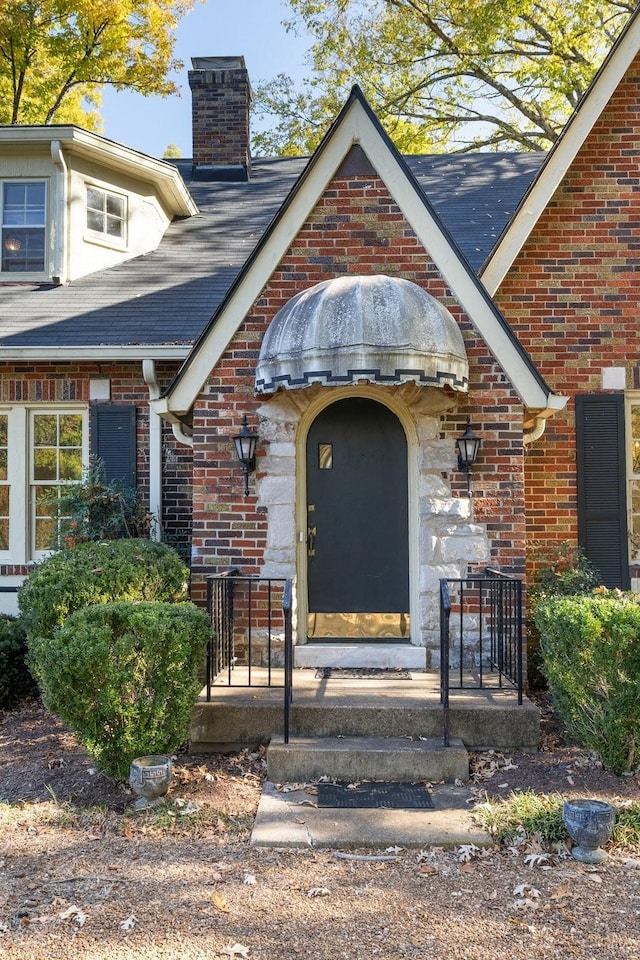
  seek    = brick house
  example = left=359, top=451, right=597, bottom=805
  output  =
left=2, top=12, right=640, bottom=674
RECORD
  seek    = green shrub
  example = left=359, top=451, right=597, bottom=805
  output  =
left=526, top=541, right=601, bottom=688
left=18, top=539, right=189, bottom=642
left=29, top=601, right=211, bottom=779
left=536, top=591, right=640, bottom=774
left=0, top=615, right=37, bottom=709
left=42, top=457, right=154, bottom=546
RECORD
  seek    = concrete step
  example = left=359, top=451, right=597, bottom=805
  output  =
left=294, top=643, right=427, bottom=670
left=266, top=735, right=469, bottom=784
left=190, top=697, right=540, bottom=753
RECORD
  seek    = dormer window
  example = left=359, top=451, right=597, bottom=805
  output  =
left=86, top=185, right=126, bottom=240
left=1, top=181, right=46, bottom=273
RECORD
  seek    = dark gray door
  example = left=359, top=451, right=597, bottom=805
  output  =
left=306, top=398, right=409, bottom=640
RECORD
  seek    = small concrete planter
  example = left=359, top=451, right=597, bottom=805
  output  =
left=129, top=755, right=173, bottom=811
left=563, top=799, right=615, bottom=864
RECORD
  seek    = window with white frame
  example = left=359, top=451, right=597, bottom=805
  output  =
left=86, top=185, right=126, bottom=240
left=0, top=406, right=88, bottom=563
left=1, top=181, right=46, bottom=273
left=626, top=396, right=640, bottom=562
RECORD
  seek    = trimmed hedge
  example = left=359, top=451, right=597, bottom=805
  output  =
left=0, top=615, right=37, bottom=710
left=536, top=591, right=640, bottom=774
left=29, top=601, right=211, bottom=779
left=18, top=539, right=189, bottom=642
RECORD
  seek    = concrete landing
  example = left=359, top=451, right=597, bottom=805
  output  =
left=251, top=781, right=490, bottom=849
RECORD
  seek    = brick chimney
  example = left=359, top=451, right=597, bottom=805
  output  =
left=188, top=56, right=252, bottom=182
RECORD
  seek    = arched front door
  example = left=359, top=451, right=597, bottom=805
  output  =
left=306, top=397, right=410, bottom=640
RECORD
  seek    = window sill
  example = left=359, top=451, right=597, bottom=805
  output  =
left=83, top=231, right=128, bottom=253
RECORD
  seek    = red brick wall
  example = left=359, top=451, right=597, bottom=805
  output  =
left=188, top=65, right=251, bottom=171
left=190, top=171, right=526, bottom=599
left=0, top=360, right=192, bottom=576
left=494, top=54, right=640, bottom=579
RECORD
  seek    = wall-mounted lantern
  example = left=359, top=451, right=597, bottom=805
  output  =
left=232, top=415, right=258, bottom=497
left=455, top=418, right=481, bottom=496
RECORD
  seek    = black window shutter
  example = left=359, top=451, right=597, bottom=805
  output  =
left=576, top=393, right=630, bottom=589
left=90, top=404, right=137, bottom=488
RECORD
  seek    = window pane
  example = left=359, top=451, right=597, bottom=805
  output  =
left=34, top=448, right=57, bottom=480
left=59, top=449, right=82, bottom=480
left=86, top=186, right=103, bottom=210
left=0, top=518, right=8, bottom=551
left=106, top=216, right=123, bottom=238
left=106, top=195, right=124, bottom=217
left=59, top=414, right=83, bottom=446
left=33, top=415, right=57, bottom=445
left=35, top=518, right=56, bottom=551
left=86, top=185, right=125, bottom=238
left=0, top=486, right=9, bottom=514
left=87, top=209, right=104, bottom=232
left=0, top=450, right=7, bottom=481
left=0, top=415, right=7, bottom=445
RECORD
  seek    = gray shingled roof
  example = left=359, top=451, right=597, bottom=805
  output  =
left=0, top=152, right=543, bottom=350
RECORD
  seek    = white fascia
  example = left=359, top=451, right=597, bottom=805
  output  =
left=0, top=345, right=191, bottom=361
left=0, top=126, right=198, bottom=218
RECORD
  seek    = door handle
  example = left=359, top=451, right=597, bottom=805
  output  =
left=307, top=526, right=317, bottom=557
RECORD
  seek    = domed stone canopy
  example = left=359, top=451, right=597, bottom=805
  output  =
left=255, top=274, right=469, bottom=394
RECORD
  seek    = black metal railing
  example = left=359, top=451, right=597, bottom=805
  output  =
left=440, top=569, right=523, bottom=745
left=206, top=573, right=291, bottom=698
left=283, top=578, right=293, bottom=744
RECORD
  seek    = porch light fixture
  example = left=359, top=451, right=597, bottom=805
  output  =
left=232, top=414, right=258, bottom=497
left=456, top=417, right=481, bottom=496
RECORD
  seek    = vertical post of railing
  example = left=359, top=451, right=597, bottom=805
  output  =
left=283, top=579, right=293, bottom=744
left=515, top=578, right=523, bottom=705
left=459, top=580, right=464, bottom=688
left=267, top=580, right=273, bottom=687
left=206, top=577, right=213, bottom=702
left=227, top=577, right=234, bottom=686
left=440, top=579, right=451, bottom=747
left=247, top=579, right=253, bottom=687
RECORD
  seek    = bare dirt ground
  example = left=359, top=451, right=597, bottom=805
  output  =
left=1, top=695, right=640, bottom=960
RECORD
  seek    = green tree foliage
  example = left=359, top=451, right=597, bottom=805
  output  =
left=0, top=0, right=196, bottom=128
left=29, top=600, right=210, bottom=778
left=252, top=0, right=637, bottom=155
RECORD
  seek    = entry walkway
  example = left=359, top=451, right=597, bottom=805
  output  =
left=251, top=781, right=491, bottom=849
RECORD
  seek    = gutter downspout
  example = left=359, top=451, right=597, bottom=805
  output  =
left=50, top=140, right=68, bottom=284
left=523, top=416, right=547, bottom=447
left=142, top=359, right=163, bottom=540
left=171, top=420, right=194, bottom=448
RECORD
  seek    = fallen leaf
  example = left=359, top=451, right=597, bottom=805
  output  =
left=487, top=889, right=498, bottom=901
left=212, top=893, right=230, bottom=912
left=306, top=887, right=330, bottom=898
left=222, top=944, right=250, bottom=958
left=524, top=853, right=551, bottom=868
left=419, top=865, right=438, bottom=875
left=59, top=905, right=87, bottom=927
left=550, top=884, right=573, bottom=901
left=120, top=915, right=137, bottom=931
left=587, top=873, right=603, bottom=884
left=243, top=874, right=257, bottom=886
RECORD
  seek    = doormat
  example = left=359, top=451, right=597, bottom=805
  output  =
left=317, top=781, right=433, bottom=809
left=315, top=668, right=411, bottom=679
